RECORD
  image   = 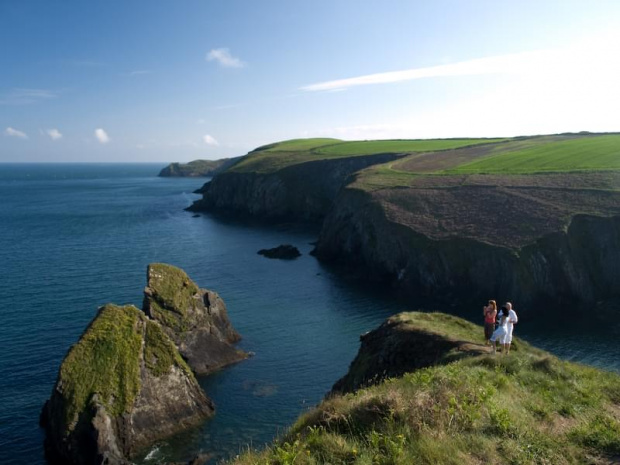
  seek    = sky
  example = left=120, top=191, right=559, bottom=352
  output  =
left=1, top=0, right=620, bottom=162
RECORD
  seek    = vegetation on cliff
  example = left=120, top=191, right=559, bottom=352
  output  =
left=230, top=313, right=620, bottom=465
left=58, top=304, right=144, bottom=426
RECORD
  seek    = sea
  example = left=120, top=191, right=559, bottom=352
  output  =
left=0, top=163, right=618, bottom=465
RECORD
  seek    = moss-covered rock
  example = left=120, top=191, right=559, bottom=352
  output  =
left=41, top=303, right=214, bottom=465
left=41, top=260, right=254, bottom=465
left=143, top=263, right=249, bottom=374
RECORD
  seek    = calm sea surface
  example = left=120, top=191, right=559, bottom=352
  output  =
left=0, top=163, right=618, bottom=465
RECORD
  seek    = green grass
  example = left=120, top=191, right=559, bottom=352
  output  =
left=313, top=139, right=505, bottom=157
left=446, top=134, right=620, bottom=174
left=229, top=313, right=620, bottom=465
left=229, top=138, right=506, bottom=174
left=58, top=304, right=144, bottom=428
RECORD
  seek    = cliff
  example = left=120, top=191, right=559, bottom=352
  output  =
left=188, top=152, right=403, bottom=221
left=158, top=157, right=241, bottom=177
left=41, top=304, right=213, bottom=465
left=42, top=264, right=247, bottom=464
left=143, top=263, right=249, bottom=374
left=230, top=313, right=620, bottom=465
left=314, top=170, right=620, bottom=314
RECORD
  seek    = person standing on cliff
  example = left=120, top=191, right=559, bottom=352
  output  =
left=483, top=300, right=497, bottom=345
left=502, top=302, right=519, bottom=354
left=490, top=307, right=508, bottom=354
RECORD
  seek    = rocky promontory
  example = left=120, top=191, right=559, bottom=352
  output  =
left=230, top=312, right=620, bottom=464
left=42, top=264, right=247, bottom=465
left=158, top=157, right=241, bottom=177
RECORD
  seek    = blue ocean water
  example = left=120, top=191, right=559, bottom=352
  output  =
left=0, top=164, right=618, bottom=465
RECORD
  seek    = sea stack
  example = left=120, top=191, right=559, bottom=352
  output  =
left=42, top=263, right=248, bottom=464
left=143, top=263, right=249, bottom=375
left=41, top=304, right=213, bottom=465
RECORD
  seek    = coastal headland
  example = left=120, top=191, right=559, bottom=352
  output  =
left=189, top=134, right=620, bottom=317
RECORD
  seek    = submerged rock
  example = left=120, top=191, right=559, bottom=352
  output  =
left=257, top=244, right=301, bottom=259
left=143, top=263, right=250, bottom=375
left=41, top=304, right=213, bottom=465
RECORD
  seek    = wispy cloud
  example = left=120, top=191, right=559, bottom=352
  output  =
left=203, top=134, right=219, bottom=146
left=5, top=127, right=28, bottom=139
left=206, top=48, right=245, bottom=68
left=46, top=129, right=63, bottom=140
left=301, top=49, right=557, bottom=92
left=126, top=70, right=152, bottom=77
left=0, top=88, right=58, bottom=105
left=95, top=128, right=110, bottom=144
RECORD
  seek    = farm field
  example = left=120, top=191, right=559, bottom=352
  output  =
left=446, top=134, right=620, bottom=174
left=230, top=137, right=506, bottom=173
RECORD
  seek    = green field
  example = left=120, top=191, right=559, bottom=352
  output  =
left=313, top=139, right=505, bottom=156
left=445, top=134, right=620, bottom=174
left=230, top=138, right=506, bottom=173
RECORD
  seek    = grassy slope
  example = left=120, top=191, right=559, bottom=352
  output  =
left=231, top=313, right=620, bottom=465
left=229, top=138, right=506, bottom=174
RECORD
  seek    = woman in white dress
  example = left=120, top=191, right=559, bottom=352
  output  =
left=490, top=307, right=508, bottom=354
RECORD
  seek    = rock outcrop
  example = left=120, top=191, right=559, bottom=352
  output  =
left=41, top=304, right=214, bottom=465
left=188, top=153, right=402, bottom=221
left=257, top=244, right=301, bottom=259
left=42, top=264, right=248, bottom=464
left=331, top=312, right=491, bottom=395
left=143, top=263, right=249, bottom=375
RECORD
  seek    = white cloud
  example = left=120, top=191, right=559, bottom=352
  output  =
left=95, top=128, right=110, bottom=144
left=203, top=134, right=219, bottom=146
left=46, top=128, right=62, bottom=140
left=5, top=127, right=28, bottom=139
left=206, top=48, right=245, bottom=68
left=301, top=49, right=560, bottom=92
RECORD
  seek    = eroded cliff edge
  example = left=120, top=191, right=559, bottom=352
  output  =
left=313, top=171, right=620, bottom=314
left=41, top=264, right=248, bottom=465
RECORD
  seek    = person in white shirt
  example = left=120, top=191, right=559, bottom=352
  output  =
left=490, top=308, right=508, bottom=355
left=502, top=302, right=518, bottom=354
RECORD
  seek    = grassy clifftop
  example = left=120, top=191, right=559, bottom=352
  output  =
left=228, top=137, right=505, bottom=174
left=231, top=313, right=620, bottom=465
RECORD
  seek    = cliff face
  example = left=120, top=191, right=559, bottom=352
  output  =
left=314, top=183, right=620, bottom=314
left=41, top=304, right=213, bottom=465
left=143, top=263, right=249, bottom=375
left=188, top=153, right=402, bottom=221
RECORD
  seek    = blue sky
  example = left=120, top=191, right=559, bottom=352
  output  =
left=1, top=0, right=620, bottom=162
